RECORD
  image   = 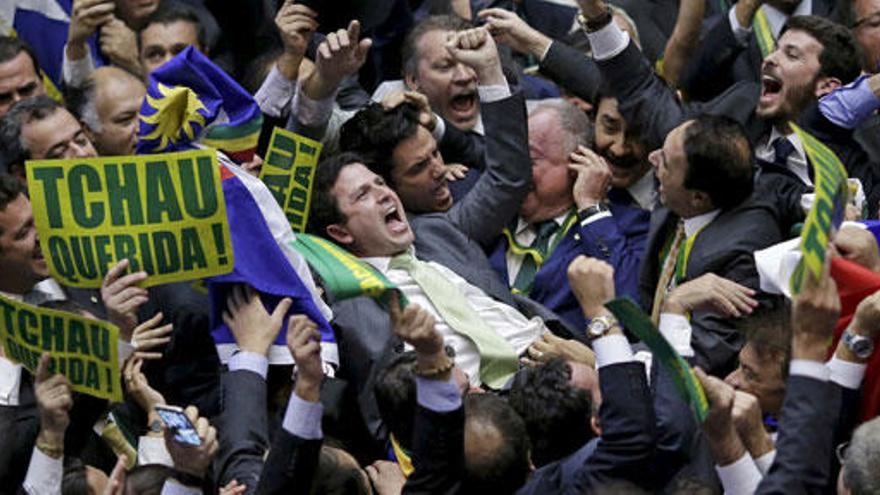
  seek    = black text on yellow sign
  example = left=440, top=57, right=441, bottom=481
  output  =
left=26, top=149, right=234, bottom=288
left=259, top=127, right=323, bottom=232
left=0, top=295, right=122, bottom=402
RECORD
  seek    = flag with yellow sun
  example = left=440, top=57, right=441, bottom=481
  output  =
left=137, top=46, right=263, bottom=163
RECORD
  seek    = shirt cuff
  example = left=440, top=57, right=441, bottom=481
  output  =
left=819, top=75, right=878, bottom=130
left=658, top=313, right=695, bottom=358
left=827, top=355, right=867, bottom=390
left=118, top=341, right=134, bottom=364
left=137, top=436, right=174, bottom=466
left=228, top=351, right=269, bottom=380
left=586, top=20, right=630, bottom=61
left=0, top=358, right=22, bottom=406
left=161, top=479, right=202, bottom=495
left=477, top=84, right=512, bottom=103
left=593, top=333, right=634, bottom=368
left=291, top=79, right=337, bottom=127
left=415, top=374, right=461, bottom=413
left=62, top=45, right=95, bottom=87
left=538, top=40, right=553, bottom=62
left=754, top=449, right=776, bottom=476
left=23, top=447, right=63, bottom=495
left=431, top=115, right=446, bottom=142
left=715, top=453, right=762, bottom=495
left=728, top=7, right=753, bottom=46
left=789, top=359, right=830, bottom=382
left=282, top=391, right=324, bottom=440
left=255, top=64, right=296, bottom=118
left=579, top=210, right=612, bottom=227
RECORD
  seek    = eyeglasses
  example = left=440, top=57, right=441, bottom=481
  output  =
left=853, top=11, right=880, bottom=29
left=836, top=441, right=850, bottom=465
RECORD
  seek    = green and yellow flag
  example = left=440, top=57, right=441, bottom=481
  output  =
left=260, top=128, right=324, bottom=233
left=789, top=123, right=849, bottom=294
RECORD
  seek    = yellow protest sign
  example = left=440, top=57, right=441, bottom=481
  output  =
left=789, top=123, right=849, bottom=294
left=26, top=149, right=234, bottom=288
left=0, top=295, right=122, bottom=402
left=259, top=127, right=323, bottom=232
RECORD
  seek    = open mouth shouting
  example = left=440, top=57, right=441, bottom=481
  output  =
left=759, top=72, right=783, bottom=109
left=448, top=89, right=477, bottom=121
left=384, top=204, right=409, bottom=235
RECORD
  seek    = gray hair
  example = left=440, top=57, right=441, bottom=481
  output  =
left=529, top=98, right=593, bottom=152
left=844, top=416, right=880, bottom=495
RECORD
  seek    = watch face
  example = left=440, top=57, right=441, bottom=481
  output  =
left=853, top=338, right=874, bottom=358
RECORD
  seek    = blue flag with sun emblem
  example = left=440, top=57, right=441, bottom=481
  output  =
left=137, top=46, right=262, bottom=163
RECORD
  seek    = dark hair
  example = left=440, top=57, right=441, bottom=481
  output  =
left=139, top=4, right=207, bottom=51
left=401, top=15, right=472, bottom=78
left=307, top=151, right=369, bottom=238
left=0, top=173, right=25, bottom=212
left=781, top=15, right=862, bottom=84
left=464, top=394, right=531, bottom=494
left=735, top=298, right=792, bottom=379
left=374, top=352, right=417, bottom=451
left=126, top=464, right=175, bottom=494
left=0, top=36, right=39, bottom=75
left=339, top=102, right=422, bottom=186
left=508, top=359, right=594, bottom=467
left=0, top=95, right=64, bottom=168
left=682, top=115, right=754, bottom=210
left=61, top=458, right=89, bottom=495
left=313, top=446, right=372, bottom=495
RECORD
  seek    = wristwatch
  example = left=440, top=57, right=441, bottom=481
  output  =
left=843, top=329, right=875, bottom=359
left=148, top=419, right=164, bottom=434
left=587, top=314, right=620, bottom=339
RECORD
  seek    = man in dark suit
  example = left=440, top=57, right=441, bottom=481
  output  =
left=643, top=116, right=782, bottom=375
left=577, top=0, right=879, bottom=227
left=485, top=98, right=651, bottom=330
left=680, top=0, right=840, bottom=102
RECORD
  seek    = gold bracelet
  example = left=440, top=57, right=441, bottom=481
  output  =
left=36, top=440, right=64, bottom=459
left=414, top=357, right=455, bottom=379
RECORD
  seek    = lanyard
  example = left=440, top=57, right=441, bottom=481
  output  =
left=753, top=8, right=776, bottom=58
left=502, top=209, right=578, bottom=267
left=675, top=224, right=709, bottom=283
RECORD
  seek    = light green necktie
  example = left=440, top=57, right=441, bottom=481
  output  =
left=390, top=250, right=519, bottom=389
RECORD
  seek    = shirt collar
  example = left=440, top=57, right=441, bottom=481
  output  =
left=768, top=127, right=807, bottom=162
left=683, top=209, right=721, bottom=237
left=515, top=211, right=569, bottom=236
left=626, top=170, right=656, bottom=211
left=362, top=246, right=417, bottom=274
left=762, top=0, right=812, bottom=39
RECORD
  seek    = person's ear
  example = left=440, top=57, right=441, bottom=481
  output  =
left=814, top=76, right=842, bottom=98
left=404, top=72, right=419, bottom=92
left=590, top=415, right=602, bottom=436
left=692, top=190, right=713, bottom=211
left=326, top=224, right=354, bottom=246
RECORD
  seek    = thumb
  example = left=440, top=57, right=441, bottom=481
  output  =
left=36, top=352, right=52, bottom=384
left=388, top=291, right=402, bottom=322
left=356, top=38, right=372, bottom=61
left=271, top=297, right=293, bottom=321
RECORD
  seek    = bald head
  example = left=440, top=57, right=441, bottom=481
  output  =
left=70, top=66, right=146, bottom=156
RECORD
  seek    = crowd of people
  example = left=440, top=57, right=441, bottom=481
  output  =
left=2, top=0, right=880, bottom=493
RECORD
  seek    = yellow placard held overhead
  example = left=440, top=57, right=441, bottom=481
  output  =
left=259, top=128, right=324, bottom=232
left=0, top=295, right=122, bottom=402
left=789, top=123, right=849, bottom=294
left=26, top=149, right=234, bottom=288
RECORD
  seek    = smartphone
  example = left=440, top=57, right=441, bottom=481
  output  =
left=154, top=405, right=202, bottom=446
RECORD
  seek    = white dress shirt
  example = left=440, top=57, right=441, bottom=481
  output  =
left=363, top=251, right=545, bottom=386
left=506, top=211, right=570, bottom=284
left=728, top=0, right=813, bottom=45
left=755, top=128, right=811, bottom=186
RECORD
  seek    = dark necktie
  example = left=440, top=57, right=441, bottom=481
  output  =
left=512, top=220, right=559, bottom=294
left=772, top=137, right=795, bottom=169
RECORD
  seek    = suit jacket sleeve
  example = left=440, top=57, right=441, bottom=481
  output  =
left=445, top=91, right=531, bottom=247
left=576, top=215, right=648, bottom=303
left=403, top=405, right=466, bottom=495
left=756, top=375, right=840, bottom=494
left=438, top=122, right=487, bottom=172
left=256, top=430, right=323, bottom=495
left=595, top=41, right=757, bottom=152
left=571, top=362, right=657, bottom=492
left=538, top=41, right=603, bottom=104
left=214, top=369, right=269, bottom=494
left=679, top=11, right=747, bottom=102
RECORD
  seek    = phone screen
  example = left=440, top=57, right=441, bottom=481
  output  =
left=155, top=407, right=202, bottom=446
